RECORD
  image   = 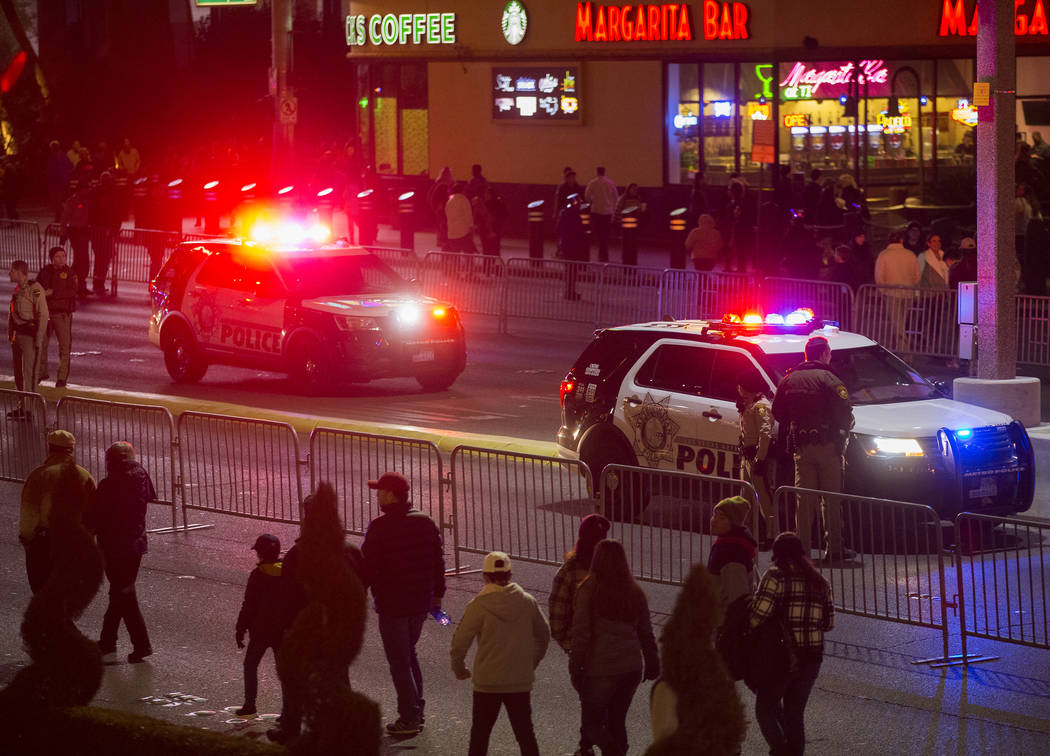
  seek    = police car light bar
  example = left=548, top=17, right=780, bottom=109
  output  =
left=712, top=308, right=830, bottom=336
left=249, top=220, right=331, bottom=246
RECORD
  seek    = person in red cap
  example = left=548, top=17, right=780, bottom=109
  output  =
left=361, top=471, right=446, bottom=736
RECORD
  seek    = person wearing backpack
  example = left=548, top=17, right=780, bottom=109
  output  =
left=709, top=496, right=758, bottom=687
left=749, top=532, right=834, bottom=756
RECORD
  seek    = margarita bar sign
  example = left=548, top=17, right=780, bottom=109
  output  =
left=574, top=2, right=750, bottom=42
left=780, top=60, right=889, bottom=99
left=939, top=0, right=1049, bottom=36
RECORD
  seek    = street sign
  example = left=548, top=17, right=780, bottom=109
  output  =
left=751, top=119, right=775, bottom=164
left=279, top=96, right=298, bottom=125
left=196, top=1, right=258, bottom=6
left=973, top=81, right=991, bottom=107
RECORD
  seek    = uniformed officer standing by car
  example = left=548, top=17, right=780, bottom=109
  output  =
left=737, top=368, right=778, bottom=550
left=771, top=335, right=856, bottom=562
left=37, top=247, right=78, bottom=388
left=7, top=259, right=49, bottom=411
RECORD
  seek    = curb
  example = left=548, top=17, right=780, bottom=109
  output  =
left=1, top=378, right=559, bottom=458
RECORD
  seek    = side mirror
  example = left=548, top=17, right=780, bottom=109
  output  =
left=931, top=378, right=952, bottom=398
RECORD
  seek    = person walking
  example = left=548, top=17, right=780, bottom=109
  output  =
left=570, top=539, right=660, bottom=756
left=685, top=213, right=723, bottom=272
left=7, top=259, right=49, bottom=406
left=429, top=167, right=454, bottom=249
left=771, top=336, right=856, bottom=562
left=88, top=442, right=155, bottom=664
left=451, top=551, right=550, bottom=756
left=446, top=181, right=477, bottom=253
left=737, top=368, right=778, bottom=548
left=45, top=140, right=73, bottom=221
left=36, top=247, right=77, bottom=388
left=549, top=513, right=611, bottom=756
left=361, top=472, right=446, bottom=736
left=117, top=138, right=142, bottom=177
left=750, top=532, right=835, bottom=756
left=19, top=430, right=96, bottom=593
left=467, top=163, right=489, bottom=200
left=235, top=534, right=288, bottom=718
left=90, top=171, right=122, bottom=296
left=60, top=185, right=92, bottom=297
left=585, top=166, right=618, bottom=263
left=874, top=230, right=920, bottom=357
left=707, top=496, right=758, bottom=613
left=558, top=194, right=589, bottom=300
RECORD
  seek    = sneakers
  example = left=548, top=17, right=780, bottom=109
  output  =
left=385, top=716, right=423, bottom=735
left=127, top=648, right=153, bottom=663
left=235, top=704, right=257, bottom=718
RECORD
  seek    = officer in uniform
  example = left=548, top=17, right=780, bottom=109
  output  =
left=7, top=259, right=49, bottom=416
left=37, top=246, right=78, bottom=388
left=737, top=368, right=778, bottom=550
left=771, top=335, right=856, bottom=561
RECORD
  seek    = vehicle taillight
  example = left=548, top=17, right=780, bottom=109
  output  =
left=560, top=379, right=575, bottom=407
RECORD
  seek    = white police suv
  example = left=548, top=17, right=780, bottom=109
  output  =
left=148, top=232, right=466, bottom=393
left=557, top=310, right=1034, bottom=520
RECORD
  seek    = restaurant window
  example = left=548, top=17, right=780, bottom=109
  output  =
left=1017, top=57, right=1050, bottom=153
left=935, top=59, right=976, bottom=168
left=666, top=63, right=700, bottom=185
left=738, top=63, right=773, bottom=184
left=703, top=63, right=736, bottom=185
left=355, top=62, right=429, bottom=176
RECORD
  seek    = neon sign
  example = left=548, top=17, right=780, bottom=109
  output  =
left=779, top=60, right=889, bottom=97
left=493, top=67, right=581, bottom=121
left=939, top=0, right=1049, bottom=36
left=747, top=102, right=770, bottom=120
left=877, top=111, right=912, bottom=134
left=346, top=12, right=456, bottom=46
left=573, top=2, right=749, bottom=42
left=951, top=98, right=978, bottom=126
left=783, top=113, right=809, bottom=128
left=674, top=112, right=699, bottom=129
left=710, top=101, right=733, bottom=117
left=754, top=64, right=774, bottom=99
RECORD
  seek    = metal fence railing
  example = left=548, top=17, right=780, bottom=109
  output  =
left=309, top=427, right=445, bottom=538
left=0, top=389, right=47, bottom=482
left=1017, top=295, right=1050, bottom=367
left=54, top=396, right=178, bottom=531
left=418, top=251, right=505, bottom=324
left=763, top=277, right=855, bottom=330
left=176, top=412, right=303, bottom=526
left=0, top=219, right=43, bottom=269
left=853, top=284, right=959, bottom=359
left=449, top=445, right=592, bottom=573
left=363, top=246, right=419, bottom=283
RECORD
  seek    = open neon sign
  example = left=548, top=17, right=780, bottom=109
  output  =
left=780, top=60, right=889, bottom=98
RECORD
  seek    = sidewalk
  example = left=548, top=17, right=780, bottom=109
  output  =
left=1, top=483, right=1048, bottom=755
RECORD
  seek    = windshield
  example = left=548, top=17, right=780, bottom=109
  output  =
left=763, top=345, right=939, bottom=405
left=275, top=253, right=408, bottom=298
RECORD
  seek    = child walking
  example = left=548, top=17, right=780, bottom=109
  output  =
left=235, top=534, right=287, bottom=717
left=451, top=551, right=551, bottom=756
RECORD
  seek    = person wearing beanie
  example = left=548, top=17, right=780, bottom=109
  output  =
left=451, top=551, right=550, bottom=756
left=549, top=513, right=610, bottom=756
left=234, top=534, right=289, bottom=718
left=707, top=496, right=758, bottom=617
left=737, top=367, right=778, bottom=550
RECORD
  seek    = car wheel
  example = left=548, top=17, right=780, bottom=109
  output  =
left=163, top=325, right=207, bottom=383
left=416, top=369, right=461, bottom=392
left=288, top=337, right=331, bottom=395
left=581, top=434, right=647, bottom=522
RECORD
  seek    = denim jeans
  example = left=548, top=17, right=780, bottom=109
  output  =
left=580, top=670, right=642, bottom=756
left=378, top=612, right=427, bottom=721
left=99, top=551, right=150, bottom=653
left=468, top=691, right=539, bottom=756
left=755, top=654, right=822, bottom=756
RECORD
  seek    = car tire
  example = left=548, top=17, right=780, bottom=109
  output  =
left=163, top=324, right=207, bottom=383
left=581, top=434, right=647, bottom=522
left=288, top=337, right=331, bottom=395
left=416, top=369, right=461, bottom=392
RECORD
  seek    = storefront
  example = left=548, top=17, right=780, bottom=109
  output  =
left=344, top=0, right=1050, bottom=203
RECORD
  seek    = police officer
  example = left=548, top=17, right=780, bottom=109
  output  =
left=771, top=335, right=856, bottom=562
left=7, top=259, right=49, bottom=416
left=37, top=246, right=78, bottom=388
left=737, top=368, right=778, bottom=550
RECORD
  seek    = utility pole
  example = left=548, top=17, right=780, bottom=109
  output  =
left=272, top=0, right=294, bottom=182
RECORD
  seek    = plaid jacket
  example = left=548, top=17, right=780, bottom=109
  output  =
left=549, top=554, right=589, bottom=651
left=750, top=566, right=834, bottom=651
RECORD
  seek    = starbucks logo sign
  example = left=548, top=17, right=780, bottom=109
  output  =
left=501, top=1, right=527, bottom=45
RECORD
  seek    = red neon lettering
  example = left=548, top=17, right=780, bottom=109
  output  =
left=718, top=3, right=733, bottom=38
left=634, top=5, right=648, bottom=39
left=1032, top=0, right=1049, bottom=34
left=939, top=0, right=967, bottom=36
left=608, top=6, right=622, bottom=40
left=677, top=4, right=692, bottom=39
left=648, top=5, right=661, bottom=39
left=704, top=0, right=718, bottom=38
left=733, top=2, right=749, bottom=39
left=1017, top=0, right=1028, bottom=34
left=595, top=5, right=608, bottom=40
left=622, top=4, right=634, bottom=37
left=575, top=2, right=593, bottom=41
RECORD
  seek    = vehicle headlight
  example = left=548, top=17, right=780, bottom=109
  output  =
left=395, top=304, right=422, bottom=325
left=334, top=316, right=380, bottom=331
left=868, top=437, right=925, bottom=456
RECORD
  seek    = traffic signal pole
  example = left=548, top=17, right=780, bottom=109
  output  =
left=272, top=0, right=294, bottom=182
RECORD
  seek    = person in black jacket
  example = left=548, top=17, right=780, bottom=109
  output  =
left=89, top=442, right=155, bottom=663
left=362, top=471, right=446, bottom=736
left=235, top=534, right=286, bottom=718
left=36, top=246, right=78, bottom=387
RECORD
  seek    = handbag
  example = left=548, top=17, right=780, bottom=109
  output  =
left=743, top=606, right=793, bottom=692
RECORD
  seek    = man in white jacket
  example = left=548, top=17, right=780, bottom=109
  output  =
left=451, top=551, right=551, bottom=756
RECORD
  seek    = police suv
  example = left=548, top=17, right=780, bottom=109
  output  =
left=149, top=236, right=466, bottom=392
left=557, top=311, right=1034, bottom=520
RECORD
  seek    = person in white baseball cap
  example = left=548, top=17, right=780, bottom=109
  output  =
left=451, top=550, right=551, bottom=756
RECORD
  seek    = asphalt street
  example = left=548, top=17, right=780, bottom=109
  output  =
left=1, top=483, right=1049, bottom=755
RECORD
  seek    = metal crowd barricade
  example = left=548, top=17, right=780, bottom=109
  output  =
left=696, top=271, right=759, bottom=319
left=309, top=427, right=445, bottom=537
left=953, top=513, right=1049, bottom=656
left=418, top=251, right=505, bottom=325
left=54, top=396, right=179, bottom=532
left=0, top=219, right=43, bottom=269
left=853, top=284, right=958, bottom=359
left=449, top=445, right=592, bottom=574
left=774, top=486, right=952, bottom=661
left=502, top=258, right=600, bottom=330
left=0, top=389, right=47, bottom=482
left=177, top=412, right=303, bottom=526
left=595, top=263, right=665, bottom=328
left=42, top=222, right=66, bottom=256
left=601, top=465, right=758, bottom=586
left=658, top=268, right=701, bottom=320
left=362, top=245, right=419, bottom=283
left=112, top=227, right=179, bottom=285
left=1016, top=295, right=1050, bottom=366
left=762, top=277, right=854, bottom=329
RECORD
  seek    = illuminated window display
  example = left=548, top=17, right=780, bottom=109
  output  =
left=492, top=66, right=581, bottom=121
